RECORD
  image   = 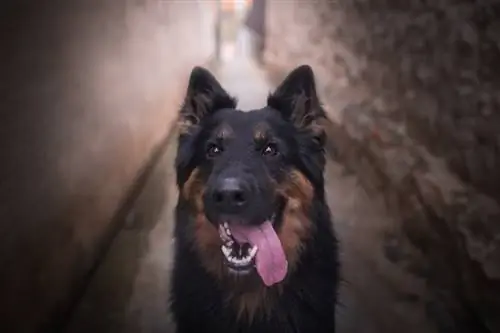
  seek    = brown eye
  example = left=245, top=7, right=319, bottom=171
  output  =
left=262, top=143, right=279, bottom=157
left=206, top=144, right=222, bottom=158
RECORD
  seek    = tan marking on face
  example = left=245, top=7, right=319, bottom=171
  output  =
left=276, top=169, right=314, bottom=271
left=253, top=122, right=270, bottom=142
left=192, top=213, right=225, bottom=278
left=181, top=168, right=225, bottom=278
left=215, top=123, right=234, bottom=140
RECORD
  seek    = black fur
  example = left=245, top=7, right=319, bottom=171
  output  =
left=170, top=65, right=339, bottom=333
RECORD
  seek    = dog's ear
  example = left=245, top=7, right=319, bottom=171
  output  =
left=178, top=67, right=236, bottom=135
left=267, top=65, right=326, bottom=146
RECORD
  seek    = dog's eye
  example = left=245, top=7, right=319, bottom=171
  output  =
left=262, top=143, right=279, bottom=157
left=206, top=144, right=222, bottom=158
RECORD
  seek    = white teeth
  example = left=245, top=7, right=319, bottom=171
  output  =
left=218, top=221, right=260, bottom=269
left=218, top=224, right=232, bottom=243
left=221, top=244, right=258, bottom=267
left=223, top=222, right=232, bottom=236
left=249, top=245, right=258, bottom=257
left=219, top=223, right=233, bottom=242
left=221, top=244, right=232, bottom=258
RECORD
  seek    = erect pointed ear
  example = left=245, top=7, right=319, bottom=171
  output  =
left=178, top=66, right=236, bottom=135
left=267, top=65, right=326, bottom=145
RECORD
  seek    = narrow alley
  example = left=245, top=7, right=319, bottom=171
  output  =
left=62, top=27, right=434, bottom=332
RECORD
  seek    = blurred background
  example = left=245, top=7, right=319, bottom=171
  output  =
left=0, top=0, right=499, bottom=332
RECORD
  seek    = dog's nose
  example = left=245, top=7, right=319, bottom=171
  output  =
left=211, top=177, right=248, bottom=213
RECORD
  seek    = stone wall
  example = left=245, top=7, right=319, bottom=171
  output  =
left=0, top=1, right=214, bottom=331
left=264, top=1, right=500, bottom=332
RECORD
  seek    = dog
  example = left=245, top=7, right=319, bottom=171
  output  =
left=170, top=65, right=339, bottom=333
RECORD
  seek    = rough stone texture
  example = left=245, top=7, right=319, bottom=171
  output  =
left=0, top=1, right=215, bottom=332
left=264, top=1, right=500, bottom=332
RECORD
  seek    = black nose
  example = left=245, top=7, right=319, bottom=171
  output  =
left=211, top=177, right=248, bottom=213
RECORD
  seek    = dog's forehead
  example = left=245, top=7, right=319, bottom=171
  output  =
left=211, top=107, right=282, bottom=138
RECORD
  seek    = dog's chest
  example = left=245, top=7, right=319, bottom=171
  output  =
left=174, top=286, right=335, bottom=333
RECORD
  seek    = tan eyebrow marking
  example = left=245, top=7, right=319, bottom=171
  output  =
left=216, top=123, right=233, bottom=140
left=253, top=122, right=269, bottom=142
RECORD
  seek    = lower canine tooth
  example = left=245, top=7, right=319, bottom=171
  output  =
left=221, top=245, right=231, bottom=258
left=249, top=245, right=258, bottom=257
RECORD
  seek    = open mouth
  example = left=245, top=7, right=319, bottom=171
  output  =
left=217, top=214, right=289, bottom=287
left=219, top=222, right=258, bottom=272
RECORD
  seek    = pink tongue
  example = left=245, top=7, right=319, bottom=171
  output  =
left=230, top=221, right=288, bottom=286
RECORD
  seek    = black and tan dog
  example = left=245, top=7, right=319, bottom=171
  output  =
left=170, top=65, right=338, bottom=333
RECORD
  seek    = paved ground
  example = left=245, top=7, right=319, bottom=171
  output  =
left=64, top=34, right=433, bottom=333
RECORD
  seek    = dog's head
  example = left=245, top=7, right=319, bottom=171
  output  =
left=176, top=65, right=327, bottom=289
